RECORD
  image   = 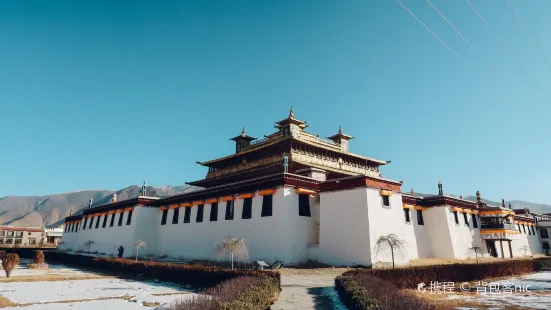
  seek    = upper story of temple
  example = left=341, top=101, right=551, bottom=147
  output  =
left=187, top=108, right=390, bottom=188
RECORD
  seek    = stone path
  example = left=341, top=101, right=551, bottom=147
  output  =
left=271, top=272, right=347, bottom=310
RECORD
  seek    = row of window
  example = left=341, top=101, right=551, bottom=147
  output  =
left=0, top=231, right=29, bottom=237
left=0, top=238, right=29, bottom=244
left=452, top=211, right=479, bottom=228
left=64, top=210, right=133, bottom=233
left=541, top=228, right=550, bottom=239
left=160, top=194, right=312, bottom=225
left=404, top=208, right=424, bottom=225
left=519, top=223, right=536, bottom=235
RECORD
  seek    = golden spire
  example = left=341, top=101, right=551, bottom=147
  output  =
left=289, top=106, right=295, bottom=119
left=338, top=125, right=342, bottom=134
left=241, top=126, right=245, bottom=135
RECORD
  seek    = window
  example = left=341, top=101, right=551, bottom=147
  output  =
left=110, top=214, right=116, bottom=227
left=172, top=208, right=179, bottom=224
left=298, top=194, right=311, bottom=217
left=541, top=228, right=550, bottom=239
left=71, top=224, right=75, bottom=232
left=532, top=226, right=536, bottom=235
left=242, top=198, right=252, bottom=219
left=126, top=210, right=133, bottom=225
left=83, top=218, right=88, bottom=230
left=261, top=195, right=273, bottom=217
left=14, top=239, right=22, bottom=245
left=64, top=225, right=68, bottom=233
left=15, top=231, right=23, bottom=237
left=523, top=224, right=526, bottom=234
left=88, top=217, right=94, bottom=229
left=472, top=214, right=478, bottom=228
left=95, top=216, right=100, bottom=229
left=161, top=209, right=168, bottom=225
left=382, top=195, right=390, bottom=207
left=225, top=200, right=234, bottom=220
left=528, top=226, right=532, bottom=235
left=102, top=215, right=108, bottom=228
left=7, top=231, right=13, bottom=237
left=75, top=223, right=80, bottom=232
left=184, top=207, right=191, bottom=223
left=404, top=209, right=410, bottom=223
left=463, top=212, right=469, bottom=227
left=28, top=232, right=31, bottom=235
left=453, top=211, right=459, bottom=224
left=210, top=203, right=218, bottom=221
left=196, top=205, right=204, bottom=222
left=117, top=213, right=124, bottom=226
left=28, top=238, right=36, bottom=245
left=0, top=231, right=4, bottom=236
left=417, top=210, right=424, bottom=225
left=518, top=224, right=521, bottom=233
left=0, top=239, right=4, bottom=244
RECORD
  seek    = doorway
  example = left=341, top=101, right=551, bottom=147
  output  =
left=486, top=240, right=498, bottom=258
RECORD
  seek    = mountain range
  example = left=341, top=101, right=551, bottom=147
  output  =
left=0, top=185, right=549, bottom=228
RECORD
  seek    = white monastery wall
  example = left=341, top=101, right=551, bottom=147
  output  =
left=445, top=208, right=486, bottom=259
left=511, top=226, right=541, bottom=257
left=315, top=188, right=371, bottom=266
left=423, top=207, right=456, bottom=259
left=366, top=189, right=418, bottom=265
left=412, top=208, right=431, bottom=258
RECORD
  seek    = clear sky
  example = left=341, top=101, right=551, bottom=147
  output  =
left=1, top=0, right=550, bottom=204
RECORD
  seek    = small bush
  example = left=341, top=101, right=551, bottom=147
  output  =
left=168, top=276, right=279, bottom=310
left=2, top=253, right=20, bottom=278
left=34, top=250, right=45, bottom=264
left=335, top=273, right=442, bottom=310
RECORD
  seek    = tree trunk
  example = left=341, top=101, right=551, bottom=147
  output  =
left=475, top=250, right=478, bottom=264
left=231, top=251, right=234, bottom=270
left=391, top=246, right=395, bottom=269
left=135, top=247, right=139, bottom=262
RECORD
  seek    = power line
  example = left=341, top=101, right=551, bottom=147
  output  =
left=465, top=0, right=551, bottom=105
left=503, top=0, right=551, bottom=73
left=425, top=0, right=551, bottom=129
left=395, top=0, right=469, bottom=67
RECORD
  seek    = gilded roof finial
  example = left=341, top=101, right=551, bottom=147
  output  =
left=339, top=125, right=342, bottom=134
left=241, top=126, right=245, bottom=135
left=289, top=106, right=295, bottom=119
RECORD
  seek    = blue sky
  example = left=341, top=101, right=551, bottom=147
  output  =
left=1, top=0, right=550, bottom=204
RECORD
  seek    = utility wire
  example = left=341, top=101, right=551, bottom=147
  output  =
left=465, top=0, right=551, bottom=105
left=503, top=0, right=551, bottom=73
left=395, top=0, right=469, bottom=67
left=425, top=0, right=551, bottom=129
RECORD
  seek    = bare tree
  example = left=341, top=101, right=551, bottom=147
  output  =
left=83, top=240, right=95, bottom=254
left=134, top=240, right=146, bottom=262
left=519, top=245, right=529, bottom=257
left=57, top=241, right=65, bottom=251
left=374, top=234, right=407, bottom=269
left=214, top=237, right=250, bottom=270
left=467, top=246, right=483, bottom=264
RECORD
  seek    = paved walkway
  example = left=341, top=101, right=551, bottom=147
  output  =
left=271, top=272, right=347, bottom=310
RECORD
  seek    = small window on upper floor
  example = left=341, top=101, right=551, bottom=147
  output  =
left=463, top=212, right=469, bottom=227
left=242, top=198, right=252, bottom=219
left=196, top=205, right=204, bottom=222
left=417, top=210, right=424, bottom=225
left=261, top=195, right=273, bottom=217
left=110, top=214, right=116, bottom=227
left=210, top=203, right=218, bottom=221
left=161, top=209, right=168, bottom=225
left=472, top=214, right=478, bottom=228
left=102, top=215, right=108, bottom=228
left=404, top=208, right=410, bottom=223
left=298, top=194, right=311, bottom=217
left=89, top=217, right=94, bottom=229
left=95, top=216, right=100, bottom=229
left=382, top=195, right=390, bottom=207
left=225, top=200, right=234, bottom=220
left=541, top=228, right=550, bottom=239
left=453, top=211, right=459, bottom=224
left=184, top=207, right=191, bottom=223
left=126, top=210, right=133, bottom=225
left=118, top=212, right=124, bottom=226
left=172, top=208, right=179, bottom=224
left=532, top=226, right=536, bottom=235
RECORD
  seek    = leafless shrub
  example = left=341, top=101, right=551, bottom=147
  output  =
left=214, top=237, right=250, bottom=270
left=374, top=234, right=407, bottom=269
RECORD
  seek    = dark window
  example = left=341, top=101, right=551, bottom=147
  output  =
left=88, top=217, right=94, bottom=229
left=64, top=225, right=68, bottom=233
left=210, top=203, right=218, bottom=221
left=404, top=209, right=410, bottom=222
left=75, top=223, right=80, bottom=232
left=453, top=211, right=459, bottom=224
left=523, top=224, right=526, bottom=234
left=95, top=216, right=100, bottom=229
left=417, top=210, right=424, bottom=225
left=261, top=195, right=273, bottom=217
left=382, top=195, right=390, bottom=207
left=184, top=207, right=191, bottom=223
left=102, top=215, right=108, bottom=228
left=472, top=214, right=478, bottom=228
left=298, top=194, right=311, bottom=217
left=161, top=209, right=168, bottom=225
left=225, top=200, right=234, bottom=220
left=118, top=213, right=124, bottom=226
left=126, top=210, right=133, bottom=225
left=541, top=228, right=550, bottom=239
left=518, top=224, right=521, bottom=233
left=172, top=208, right=179, bottom=224
left=532, top=226, right=536, bottom=235
left=110, top=214, right=116, bottom=227
left=242, top=198, right=252, bottom=219
left=197, top=205, right=204, bottom=222
left=463, top=212, right=469, bottom=227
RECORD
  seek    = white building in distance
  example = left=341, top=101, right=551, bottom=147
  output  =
left=61, top=109, right=543, bottom=266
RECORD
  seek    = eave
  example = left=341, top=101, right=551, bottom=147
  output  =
left=82, top=196, right=159, bottom=215
left=419, top=195, right=477, bottom=209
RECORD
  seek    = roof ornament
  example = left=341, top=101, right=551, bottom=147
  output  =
left=282, top=155, right=289, bottom=173
left=241, top=126, right=246, bottom=135
left=438, top=180, right=443, bottom=196
left=338, top=125, right=343, bottom=134
left=509, top=202, right=512, bottom=209
left=410, top=188, right=414, bottom=195
left=88, top=198, right=93, bottom=209
left=502, top=198, right=506, bottom=208
left=289, top=106, right=295, bottom=119
left=459, top=194, right=463, bottom=199
left=142, top=181, right=147, bottom=196
left=69, top=208, right=74, bottom=216
left=111, top=193, right=117, bottom=203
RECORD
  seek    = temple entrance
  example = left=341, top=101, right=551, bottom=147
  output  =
left=486, top=240, right=498, bottom=258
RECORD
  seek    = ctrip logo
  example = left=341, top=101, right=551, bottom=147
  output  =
left=417, top=282, right=426, bottom=293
